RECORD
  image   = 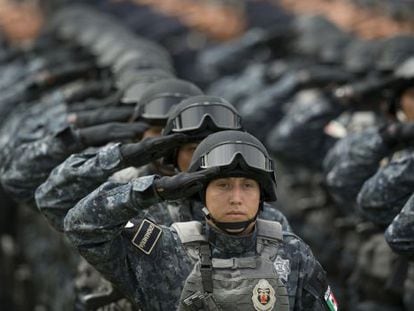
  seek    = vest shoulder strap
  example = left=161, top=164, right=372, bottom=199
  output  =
left=171, top=221, right=207, bottom=244
left=256, top=219, right=283, bottom=242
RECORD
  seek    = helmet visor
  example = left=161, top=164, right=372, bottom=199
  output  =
left=200, top=142, right=273, bottom=172
left=141, top=96, right=183, bottom=120
left=172, top=104, right=241, bottom=132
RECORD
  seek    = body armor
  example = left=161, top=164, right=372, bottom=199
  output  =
left=173, top=219, right=290, bottom=311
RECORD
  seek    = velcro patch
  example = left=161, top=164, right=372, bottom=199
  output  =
left=131, top=219, right=162, bottom=255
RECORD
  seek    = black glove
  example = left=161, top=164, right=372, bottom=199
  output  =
left=77, top=122, right=149, bottom=147
left=119, top=133, right=197, bottom=167
left=154, top=167, right=220, bottom=200
left=380, top=122, right=414, bottom=149
left=297, top=65, right=353, bottom=88
left=67, top=106, right=135, bottom=127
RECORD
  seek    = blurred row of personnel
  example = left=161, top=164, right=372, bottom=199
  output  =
left=0, top=1, right=413, bottom=311
left=201, top=3, right=414, bottom=311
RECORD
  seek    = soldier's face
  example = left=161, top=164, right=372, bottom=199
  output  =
left=143, top=126, right=163, bottom=138
left=177, top=143, right=199, bottom=171
left=401, top=88, right=414, bottom=121
left=205, top=177, right=260, bottom=223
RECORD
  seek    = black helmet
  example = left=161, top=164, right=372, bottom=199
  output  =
left=376, top=35, right=414, bottom=72
left=294, top=15, right=343, bottom=58
left=343, top=39, right=384, bottom=74
left=162, top=95, right=243, bottom=165
left=118, top=69, right=174, bottom=104
left=111, top=50, right=174, bottom=75
left=116, top=68, right=173, bottom=90
left=131, top=79, right=204, bottom=125
left=188, top=130, right=277, bottom=202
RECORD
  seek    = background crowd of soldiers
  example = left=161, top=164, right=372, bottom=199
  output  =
left=0, top=0, right=413, bottom=310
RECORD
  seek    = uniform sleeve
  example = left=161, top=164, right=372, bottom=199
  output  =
left=357, top=151, right=414, bottom=225
left=63, top=176, right=192, bottom=308
left=63, top=176, right=160, bottom=249
left=283, top=234, right=336, bottom=311
left=266, top=90, right=342, bottom=170
left=35, top=143, right=125, bottom=231
left=301, top=259, right=335, bottom=311
left=385, top=194, right=414, bottom=258
left=260, top=203, right=292, bottom=232
left=1, top=129, right=84, bottom=203
left=323, top=128, right=390, bottom=207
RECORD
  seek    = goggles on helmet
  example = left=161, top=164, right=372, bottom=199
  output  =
left=141, top=96, right=185, bottom=120
left=200, top=142, right=273, bottom=173
left=171, top=104, right=241, bottom=132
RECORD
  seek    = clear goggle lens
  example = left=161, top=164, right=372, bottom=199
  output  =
left=200, top=142, right=273, bottom=172
left=172, top=104, right=241, bottom=132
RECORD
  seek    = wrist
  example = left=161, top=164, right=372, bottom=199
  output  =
left=55, top=125, right=84, bottom=152
left=131, top=175, right=163, bottom=205
left=379, top=123, right=401, bottom=149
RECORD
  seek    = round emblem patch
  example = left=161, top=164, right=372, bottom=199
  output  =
left=252, top=279, right=276, bottom=311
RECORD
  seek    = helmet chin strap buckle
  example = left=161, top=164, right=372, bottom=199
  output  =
left=202, top=207, right=211, bottom=220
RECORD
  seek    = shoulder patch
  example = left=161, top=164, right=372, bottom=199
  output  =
left=274, top=255, right=291, bottom=283
left=131, top=219, right=162, bottom=255
left=324, top=286, right=338, bottom=311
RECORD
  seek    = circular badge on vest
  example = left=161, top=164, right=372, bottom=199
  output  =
left=252, top=279, right=276, bottom=311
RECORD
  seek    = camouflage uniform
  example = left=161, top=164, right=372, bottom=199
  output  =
left=267, top=88, right=343, bottom=170
left=385, top=193, right=414, bottom=259
left=385, top=193, right=414, bottom=311
left=1, top=127, right=84, bottom=202
left=0, top=78, right=113, bottom=177
left=323, top=127, right=391, bottom=210
left=357, top=149, right=414, bottom=226
left=63, top=175, right=334, bottom=310
left=36, top=143, right=292, bottom=232
left=324, top=126, right=413, bottom=310
left=35, top=143, right=291, bottom=310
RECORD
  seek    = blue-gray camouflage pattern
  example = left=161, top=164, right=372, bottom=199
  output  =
left=385, top=193, right=414, bottom=258
left=0, top=88, right=70, bottom=176
left=323, top=127, right=391, bottom=209
left=267, top=89, right=343, bottom=170
left=1, top=129, right=84, bottom=202
left=63, top=175, right=331, bottom=310
left=35, top=143, right=125, bottom=231
left=357, top=149, right=414, bottom=225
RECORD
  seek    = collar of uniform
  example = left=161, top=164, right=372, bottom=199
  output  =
left=206, top=223, right=257, bottom=259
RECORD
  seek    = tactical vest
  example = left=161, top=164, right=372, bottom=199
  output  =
left=172, top=219, right=290, bottom=311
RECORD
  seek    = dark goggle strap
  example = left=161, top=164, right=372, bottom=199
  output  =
left=200, top=142, right=273, bottom=173
left=172, top=104, right=241, bottom=132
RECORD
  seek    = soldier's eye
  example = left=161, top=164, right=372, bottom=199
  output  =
left=218, top=183, right=229, bottom=189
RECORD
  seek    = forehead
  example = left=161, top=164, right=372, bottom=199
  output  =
left=180, top=142, right=199, bottom=150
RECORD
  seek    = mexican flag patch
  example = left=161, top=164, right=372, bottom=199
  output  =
left=324, top=286, right=338, bottom=311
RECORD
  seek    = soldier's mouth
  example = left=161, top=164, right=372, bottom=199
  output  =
left=224, top=211, right=247, bottom=219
